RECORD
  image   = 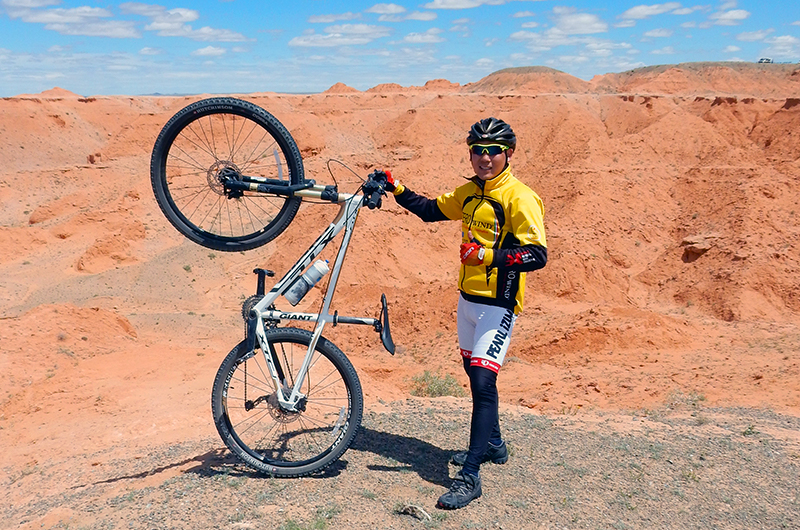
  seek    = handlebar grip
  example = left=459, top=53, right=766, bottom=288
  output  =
left=366, top=188, right=383, bottom=209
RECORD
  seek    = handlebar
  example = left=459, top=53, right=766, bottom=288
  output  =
left=223, top=169, right=391, bottom=210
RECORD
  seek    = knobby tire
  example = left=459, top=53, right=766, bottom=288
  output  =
left=150, top=97, right=304, bottom=251
left=211, top=328, right=363, bottom=477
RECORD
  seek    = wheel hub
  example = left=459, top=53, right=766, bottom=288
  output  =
left=266, top=392, right=301, bottom=423
left=207, top=161, right=241, bottom=195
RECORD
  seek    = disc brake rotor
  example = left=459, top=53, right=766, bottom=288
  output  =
left=207, top=161, right=241, bottom=195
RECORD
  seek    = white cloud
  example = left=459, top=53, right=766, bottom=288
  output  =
left=366, top=3, right=405, bottom=15
left=308, top=12, right=360, bottom=23
left=710, top=9, right=749, bottom=26
left=192, top=46, right=226, bottom=56
left=556, top=55, right=589, bottom=64
left=181, top=27, right=247, bottom=42
left=509, top=29, right=632, bottom=61
left=407, top=11, right=437, bottom=21
left=509, top=29, right=579, bottom=50
left=120, top=3, right=187, bottom=18
left=289, top=24, right=391, bottom=47
left=651, top=46, right=675, bottom=54
left=513, top=11, right=535, bottom=18
left=119, top=3, right=247, bottom=41
left=763, top=34, right=800, bottom=58
left=403, top=27, right=444, bottom=43
left=423, top=0, right=504, bottom=9
left=723, top=45, right=740, bottom=52
left=620, top=2, right=681, bottom=20
left=2, top=3, right=141, bottom=38
left=736, top=29, right=773, bottom=41
left=139, top=47, right=162, bottom=55
left=793, top=21, right=800, bottom=26
left=553, top=7, right=608, bottom=35
left=768, top=35, right=800, bottom=44
left=12, top=6, right=112, bottom=24
left=643, top=28, right=673, bottom=38
left=521, top=21, right=538, bottom=28
left=326, top=23, right=391, bottom=36
left=450, top=21, right=470, bottom=36
left=46, top=20, right=140, bottom=38
left=378, top=10, right=437, bottom=22
left=2, top=0, right=59, bottom=7
left=585, top=40, right=633, bottom=57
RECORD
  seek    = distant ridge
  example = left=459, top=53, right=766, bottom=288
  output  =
left=593, top=61, right=800, bottom=97
left=454, top=62, right=800, bottom=98
left=14, top=61, right=800, bottom=100
left=463, top=66, right=592, bottom=94
left=323, top=82, right=359, bottom=94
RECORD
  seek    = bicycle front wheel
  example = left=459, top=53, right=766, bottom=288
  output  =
left=150, top=97, right=304, bottom=251
left=211, top=328, right=363, bottom=477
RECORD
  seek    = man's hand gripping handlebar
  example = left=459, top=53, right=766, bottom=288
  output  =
left=363, top=169, right=394, bottom=210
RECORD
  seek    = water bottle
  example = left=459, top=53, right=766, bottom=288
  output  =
left=284, top=260, right=330, bottom=306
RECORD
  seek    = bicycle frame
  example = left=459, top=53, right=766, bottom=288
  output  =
left=244, top=183, right=391, bottom=413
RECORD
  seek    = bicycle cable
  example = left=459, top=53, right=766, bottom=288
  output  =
left=296, top=159, right=368, bottom=332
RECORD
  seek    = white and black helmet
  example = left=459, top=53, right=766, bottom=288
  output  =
left=466, top=117, right=516, bottom=149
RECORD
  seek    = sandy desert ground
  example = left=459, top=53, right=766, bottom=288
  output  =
left=1, top=62, right=799, bottom=528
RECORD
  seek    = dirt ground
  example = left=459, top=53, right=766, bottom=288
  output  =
left=1, top=62, right=799, bottom=529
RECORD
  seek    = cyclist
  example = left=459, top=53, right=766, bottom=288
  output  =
left=383, top=117, right=547, bottom=509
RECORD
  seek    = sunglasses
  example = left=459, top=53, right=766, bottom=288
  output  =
left=469, top=144, right=509, bottom=156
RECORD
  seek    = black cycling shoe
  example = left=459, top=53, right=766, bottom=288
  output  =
left=437, top=471, right=482, bottom=509
left=450, top=440, right=508, bottom=466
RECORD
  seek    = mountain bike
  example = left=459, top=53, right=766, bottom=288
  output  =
left=150, top=97, right=395, bottom=476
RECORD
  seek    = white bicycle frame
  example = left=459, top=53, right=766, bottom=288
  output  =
left=245, top=183, right=389, bottom=413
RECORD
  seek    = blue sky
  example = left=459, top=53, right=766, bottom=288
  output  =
left=0, top=0, right=798, bottom=96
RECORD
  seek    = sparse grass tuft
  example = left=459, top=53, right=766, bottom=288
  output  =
left=742, top=424, right=759, bottom=436
left=410, top=371, right=467, bottom=398
left=681, top=468, right=699, bottom=482
left=275, top=506, right=341, bottom=530
left=666, top=389, right=706, bottom=410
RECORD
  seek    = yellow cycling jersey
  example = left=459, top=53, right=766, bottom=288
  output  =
left=434, top=166, right=546, bottom=314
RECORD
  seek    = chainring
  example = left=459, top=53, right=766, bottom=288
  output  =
left=241, top=294, right=279, bottom=333
left=241, top=294, right=264, bottom=321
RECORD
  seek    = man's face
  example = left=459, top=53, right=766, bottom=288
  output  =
left=469, top=144, right=514, bottom=180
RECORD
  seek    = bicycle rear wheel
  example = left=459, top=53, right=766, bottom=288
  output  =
left=211, top=328, right=363, bottom=477
left=150, top=97, right=304, bottom=251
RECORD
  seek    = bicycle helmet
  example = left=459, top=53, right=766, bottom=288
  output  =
left=466, top=117, right=516, bottom=149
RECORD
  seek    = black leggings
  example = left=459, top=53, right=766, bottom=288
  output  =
left=462, top=358, right=501, bottom=475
